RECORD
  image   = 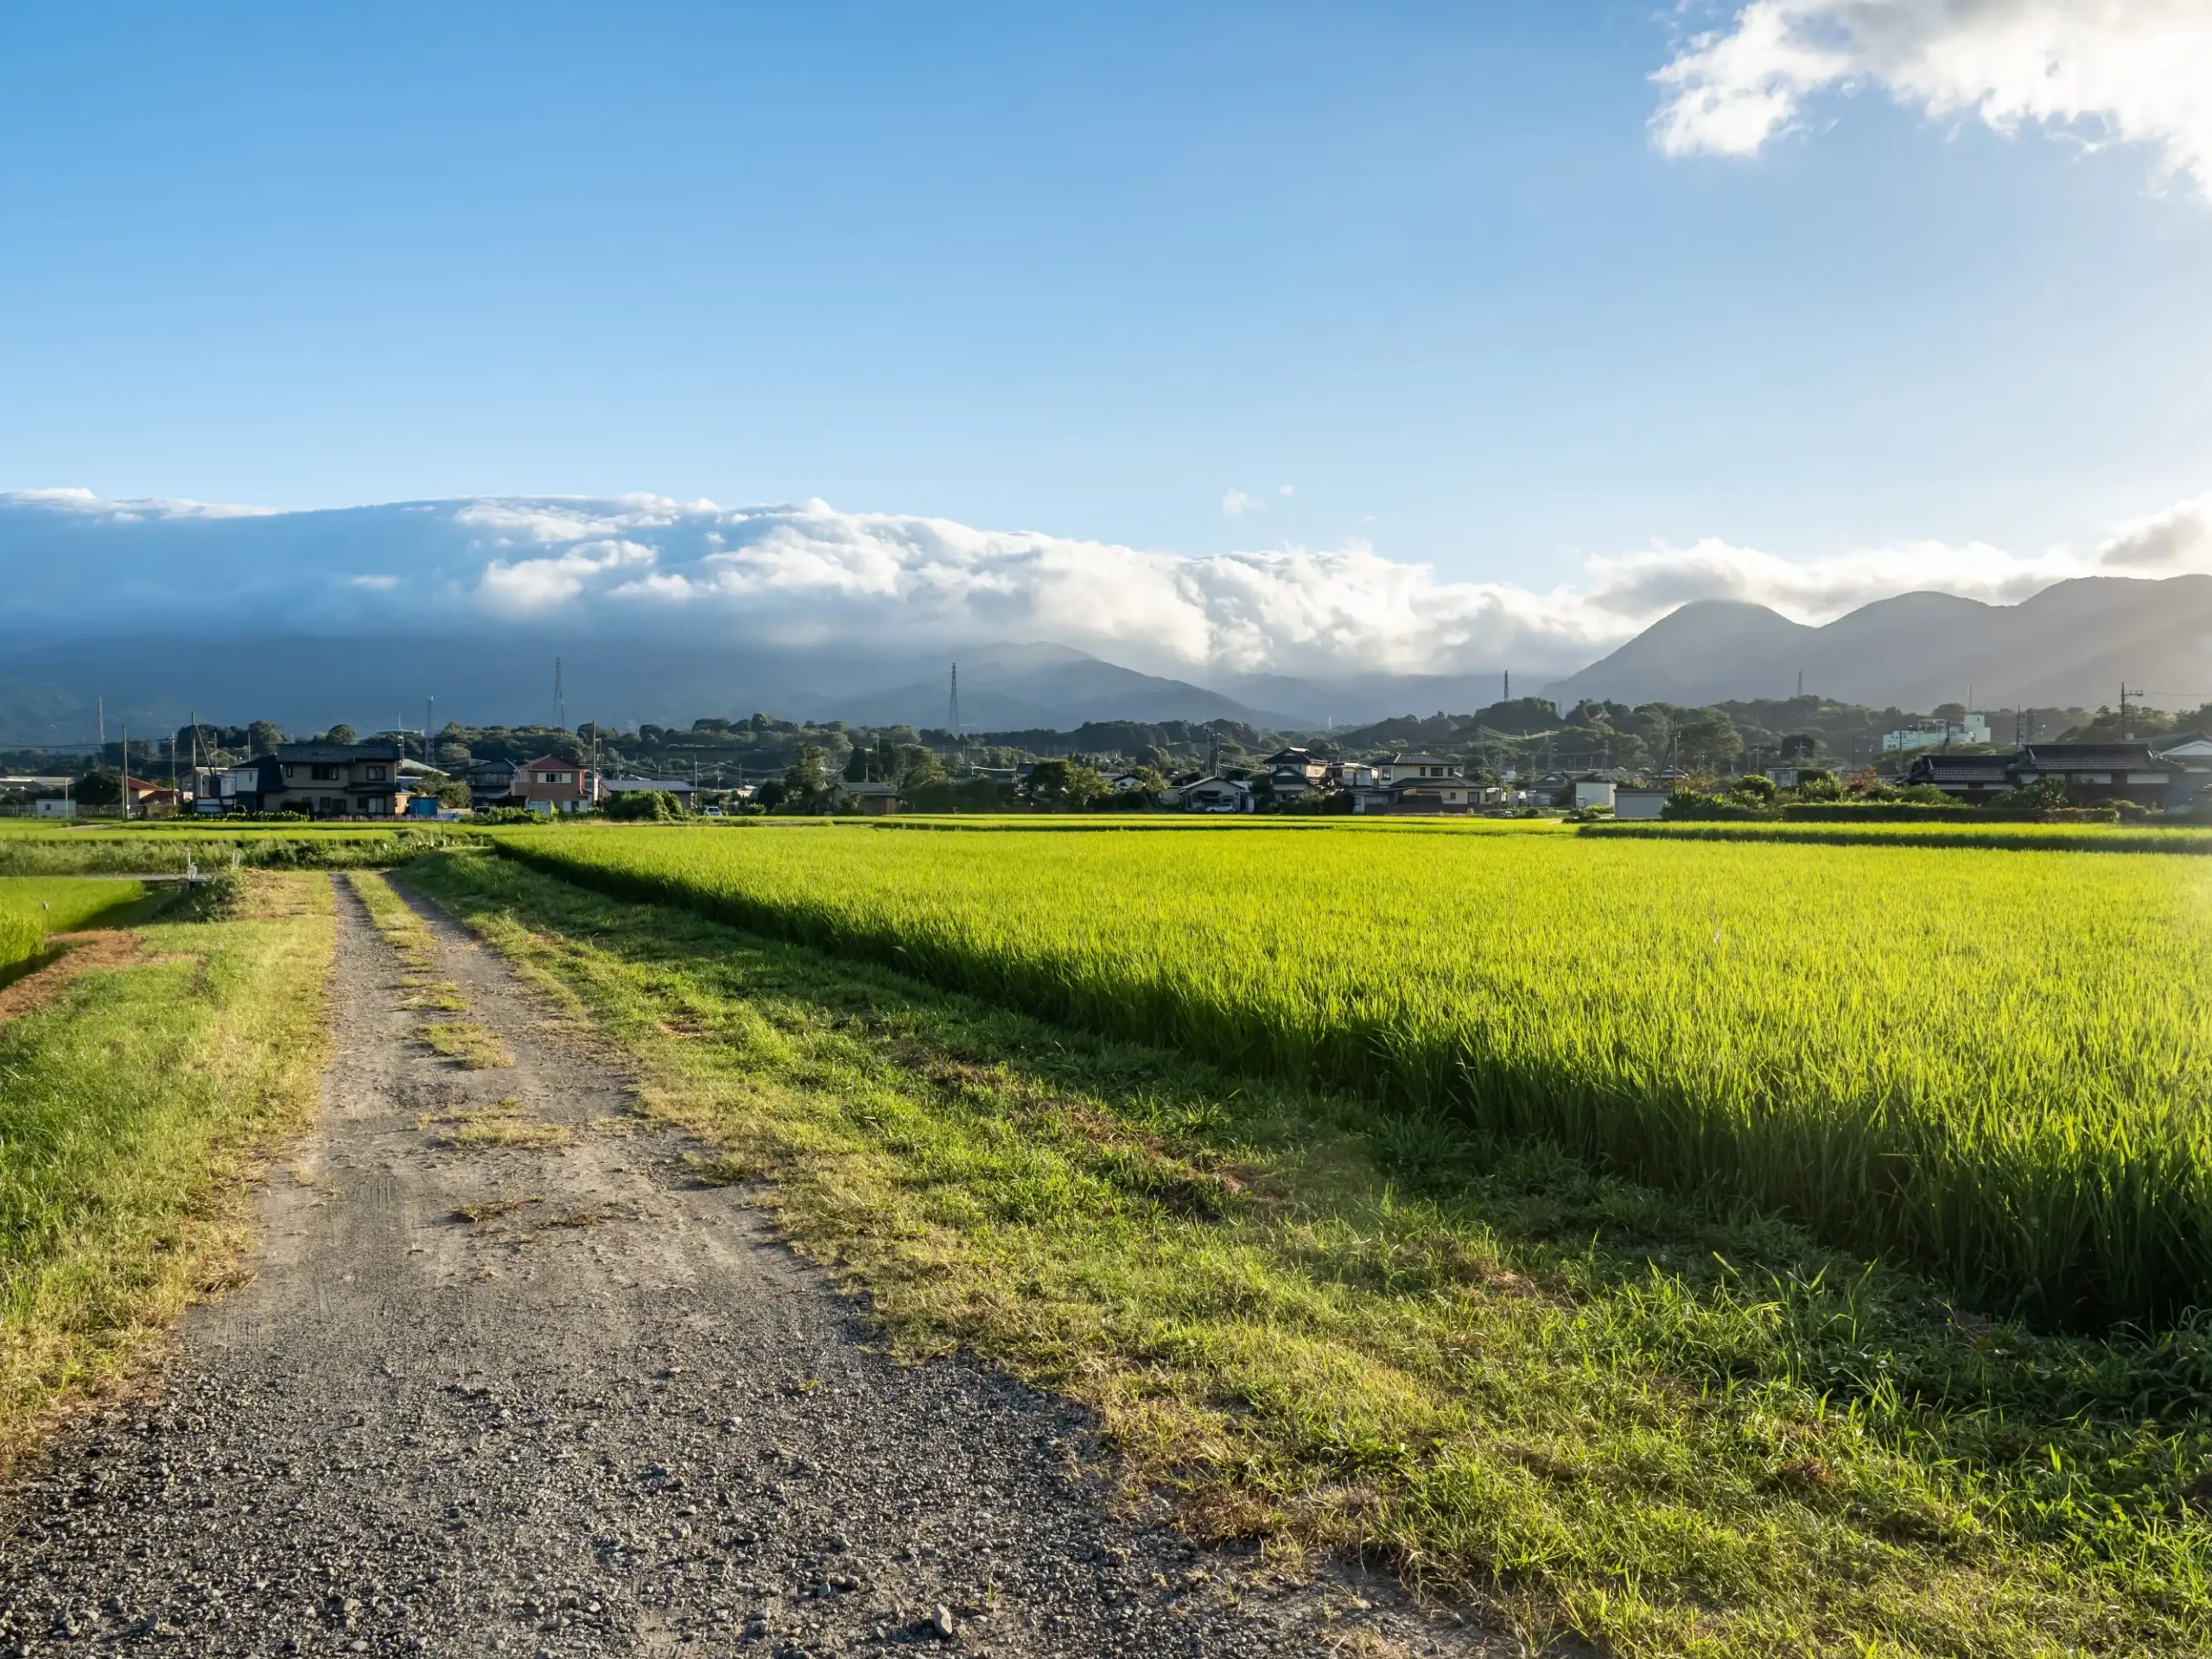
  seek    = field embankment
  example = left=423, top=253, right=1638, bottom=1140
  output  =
left=490, top=823, right=2212, bottom=1327
left=0, top=826, right=478, bottom=878
left=0, top=873, right=334, bottom=1462
left=407, top=849, right=2212, bottom=1659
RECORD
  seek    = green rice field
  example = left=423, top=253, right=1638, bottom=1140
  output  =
left=496, top=822, right=2212, bottom=1326
left=1584, top=818, right=2212, bottom=854
left=0, top=879, right=151, bottom=972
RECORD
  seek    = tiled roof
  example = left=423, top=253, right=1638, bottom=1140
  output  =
left=275, top=741, right=402, bottom=763
left=2018, top=743, right=2171, bottom=770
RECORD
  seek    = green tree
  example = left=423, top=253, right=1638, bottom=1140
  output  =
left=1676, top=709, right=1743, bottom=772
left=606, top=789, right=682, bottom=821
left=247, top=720, right=284, bottom=756
left=779, top=745, right=835, bottom=811
left=73, top=768, right=122, bottom=807
left=1023, top=759, right=1110, bottom=810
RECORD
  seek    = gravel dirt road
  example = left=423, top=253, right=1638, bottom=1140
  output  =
left=0, top=875, right=1488, bottom=1658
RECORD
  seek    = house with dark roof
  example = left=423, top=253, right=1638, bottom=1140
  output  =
left=1899, top=752, right=2014, bottom=804
left=2011, top=743, right=2182, bottom=807
left=1904, top=743, right=2183, bottom=808
left=214, top=741, right=414, bottom=817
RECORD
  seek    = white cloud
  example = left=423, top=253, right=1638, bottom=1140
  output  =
left=3, top=484, right=276, bottom=519
left=2096, top=491, right=2211, bottom=567
left=1652, top=0, right=2212, bottom=198
left=430, top=489, right=2212, bottom=676
left=1222, top=489, right=1258, bottom=517
left=5, top=485, right=2209, bottom=679
left=475, top=537, right=660, bottom=614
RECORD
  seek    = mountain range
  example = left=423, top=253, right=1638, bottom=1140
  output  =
left=1545, top=575, right=2212, bottom=713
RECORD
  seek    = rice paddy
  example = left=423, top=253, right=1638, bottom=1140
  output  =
left=0, top=879, right=153, bottom=973
left=495, top=822, right=2212, bottom=1326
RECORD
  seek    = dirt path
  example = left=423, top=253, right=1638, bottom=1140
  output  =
left=0, top=875, right=1470, bottom=1658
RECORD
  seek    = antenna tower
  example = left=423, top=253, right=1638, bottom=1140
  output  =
left=554, top=658, right=567, bottom=729
left=948, top=663, right=961, bottom=740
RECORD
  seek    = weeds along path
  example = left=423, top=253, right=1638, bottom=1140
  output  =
left=0, top=873, right=1466, bottom=1659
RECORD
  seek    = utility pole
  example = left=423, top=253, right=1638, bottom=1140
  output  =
left=554, top=658, right=567, bottom=730
left=97, top=696, right=105, bottom=768
left=2119, top=682, right=2133, bottom=740
left=120, top=722, right=130, bottom=821
left=1503, top=670, right=1510, bottom=704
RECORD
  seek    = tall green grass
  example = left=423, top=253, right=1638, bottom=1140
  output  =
left=0, top=827, right=477, bottom=876
left=0, top=874, right=332, bottom=1459
left=0, top=879, right=152, bottom=972
left=495, top=824, right=2212, bottom=1326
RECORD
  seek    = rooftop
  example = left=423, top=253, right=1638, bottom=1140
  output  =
left=275, top=741, right=402, bottom=763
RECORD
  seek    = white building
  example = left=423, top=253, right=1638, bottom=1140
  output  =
left=1881, top=714, right=1991, bottom=753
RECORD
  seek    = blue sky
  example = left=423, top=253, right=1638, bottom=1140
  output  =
left=3, top=0, right=2209, bottom=607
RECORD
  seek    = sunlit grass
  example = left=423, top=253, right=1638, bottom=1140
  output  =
left=0, top=873, right=333, bottom=1461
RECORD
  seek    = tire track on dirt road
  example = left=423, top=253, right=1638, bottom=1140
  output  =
left=0, top=874, right=1480, bottom=1658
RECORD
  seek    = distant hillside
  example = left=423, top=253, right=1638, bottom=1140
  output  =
left=1546, top=575, right=2212, bottom=711
left=0, top=634, right=1286, bottom=745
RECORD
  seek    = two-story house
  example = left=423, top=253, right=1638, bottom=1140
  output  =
left=512, top=754, right=601, bottom=814
left=1262, top=747, right=1328, bottom=801
left=218, top=741, right=412, bottom=817
left=1376, top=752, right=1460, bottom=785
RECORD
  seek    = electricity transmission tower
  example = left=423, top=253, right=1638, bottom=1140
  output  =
left=947, top=663, right=961, bottom=741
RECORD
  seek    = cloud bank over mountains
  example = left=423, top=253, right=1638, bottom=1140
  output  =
left=1653, top=0, right=2212, bottom=200
left=3, top=485, right=2208, bottom=683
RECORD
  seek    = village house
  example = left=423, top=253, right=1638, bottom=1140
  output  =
left=214, top=741, right=413, bottom=817
left=830, top=779, right=902, bottom=816
left=1904, top=742, right=2183, bottom=808
left=1898, top=752, right=2013, bottom=804
left=510, top=754, right=601, bottom=814
left=1375, top=752, right=1459, bottom=785
left=2158, top=732, right=2212, bottom=779
left=1262, top=747, right=1328, bottom=800
left=1179, top=776, right=1254, bottom=813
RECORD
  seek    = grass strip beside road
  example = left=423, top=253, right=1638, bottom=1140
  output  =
left=405, top=850, right=2212, bottom=1659
left=0, top=873, right=334, bottom=1464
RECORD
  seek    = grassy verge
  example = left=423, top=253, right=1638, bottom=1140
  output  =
left=404, top=850, right=2212, bottom=1659
left=0, top=872, right=334, bottom=1464
left=0, top=828, right=479, bottom=877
